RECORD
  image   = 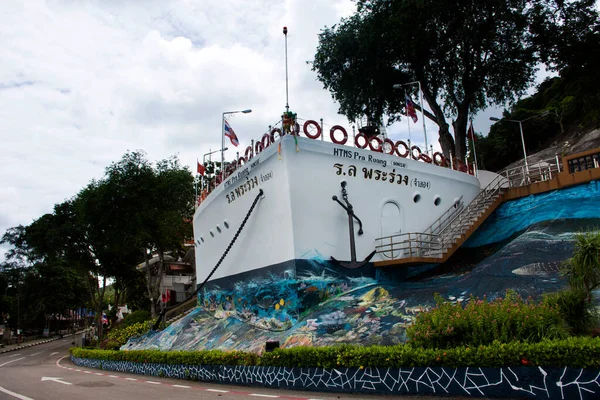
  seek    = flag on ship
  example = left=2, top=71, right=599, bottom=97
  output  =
left=197, top=161, right=205, bottom=176
left=467, top=120, right=477, bottom=142
left=405, top=95, right=418, bottom=123
left=224, top=119, right=240, bottom=147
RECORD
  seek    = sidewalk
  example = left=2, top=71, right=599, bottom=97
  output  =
left=0, top=335, right=64, bottom=354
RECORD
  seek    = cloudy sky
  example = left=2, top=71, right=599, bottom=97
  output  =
left=0, top=0, right=541, bottom=262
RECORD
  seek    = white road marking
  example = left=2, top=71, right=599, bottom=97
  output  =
left=108, top=375, right=118, bottom=378
left=0, top=357, right=25, bottom=368
left=8, top=353, right=22, bottom=357
left=125, top=378, right=137, bottom=381
left=145, top=381, right=161, bottom=385
left=41, top=377, right=72, bottom=386
left=50, top=352, right=59, bottom=355
left=172, top=385, right=191, bottom=388
left=0, top=385, right=35, bottom=400
left=94, top=372, right=103, bottom=376
left=206, top=389, right=229, bottom=393
left=29, top=352, right=43, bottom=357
left=249, top=395, right=279, bottom=398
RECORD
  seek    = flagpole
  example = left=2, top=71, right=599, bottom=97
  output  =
left=195, top=158, right=199, bottom=208
left=406, top=107, right=412, bottom=145
left=417, top=81, right=428, bottom=154
left=470, top=119, right=479, bottom=176
left=283, top=26, right=289, bottom=112
left=221, top=113, right=226, bottom=182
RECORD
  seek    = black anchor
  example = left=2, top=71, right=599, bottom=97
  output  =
left=331, top=180, right=376, bottom=269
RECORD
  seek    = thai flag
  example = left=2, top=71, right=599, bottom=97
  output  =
left=224, top=119, right=240, bottom=147
left=101, top=313, right=108, bottom=325
left=405, top=95, right=418, bottom=123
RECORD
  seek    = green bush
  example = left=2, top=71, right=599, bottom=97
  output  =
left=70, top=336, right=600, bottom=368
left=405, top=291, right=568, bottom=349
left=106, top=321, right=152, bottom=348
left=542, top=289, right=598, bottom=335
left=119, top=310, right=151, bottom=329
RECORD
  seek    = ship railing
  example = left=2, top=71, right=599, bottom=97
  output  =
left=200, top=117, right=477, bottom=197
left=497, top=155, right=562, bottom=189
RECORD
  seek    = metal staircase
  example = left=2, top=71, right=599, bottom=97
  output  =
left=375, top=174, right=507, bottom=266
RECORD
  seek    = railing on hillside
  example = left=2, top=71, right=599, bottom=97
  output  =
left=497, top=155, right=562, bottom=188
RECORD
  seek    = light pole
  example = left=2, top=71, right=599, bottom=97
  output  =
left=203, top=148, right=228, bottom=164
left=490, top=111, right=549, bottom=179
left=222, top=109, right=252, bottom=181
left=393, top=81, right=428, bottom=152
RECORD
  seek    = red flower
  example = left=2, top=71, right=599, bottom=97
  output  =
left=521, top=358, right=530, bottom=365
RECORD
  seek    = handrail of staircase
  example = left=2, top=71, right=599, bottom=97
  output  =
left=422, top=195, right=464, bottom=237
left=375, top=173, right=508, bottom=260
left=435, top=173, right=506, bottom=239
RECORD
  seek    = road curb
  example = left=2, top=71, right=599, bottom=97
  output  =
left=0, top=337, right=60, bottom=354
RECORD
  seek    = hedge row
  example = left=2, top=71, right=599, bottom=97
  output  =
left=71, top=336, right=600, bottom=368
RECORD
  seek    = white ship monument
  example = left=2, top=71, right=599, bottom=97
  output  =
left=189, top=27, right=484, bottom=331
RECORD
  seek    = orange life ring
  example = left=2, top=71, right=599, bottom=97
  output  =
left=261, top=133, right=272, bottom=149
left=354, top=132, right=368, bottom=149
left=383, top=138, right=395, bottom=155
left=433, top=152, right=444, bottom=166
left=411, top=145, right=422, bottom=160
left=303, top=120, right=321, bottom=139
left=368, top=136, right=383, bottom=152
left=443, top=157, right=451, bottom=168
left=419, top=153, right=432, bottom=163
left=270, top=128, right=282, bottom=142
left=330, top=125, right=348, bottom=145
left=245, top=146, right=253, bottom=161
left=255, top=140, right=264, bottom=155
left=395, top=141, right=409, bottom=158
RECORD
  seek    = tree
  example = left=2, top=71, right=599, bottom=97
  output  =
left=563, top=231, right=600, bottom=302
left=313, top=0, right=539, bottom=160
left=100, top=151, right=194, bottom=318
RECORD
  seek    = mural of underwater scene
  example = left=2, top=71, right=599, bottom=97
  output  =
left=123, top=181, right=600, bottom=353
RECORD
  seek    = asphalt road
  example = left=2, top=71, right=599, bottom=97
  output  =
left=0, top=339, right=514, bottom=400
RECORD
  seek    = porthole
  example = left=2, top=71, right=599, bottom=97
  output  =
left=453, top=197, right=460, bottom=208
left=413, top=191, right=421, bottom=203
left=433, top=195, right=441, bottom=206
left=224, top=220, right=229, bottom=229
left=210, top=231, right=214, bottom=237
left=216, top=225, right=221, bottom=233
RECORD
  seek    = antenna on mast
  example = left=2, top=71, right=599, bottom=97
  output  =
left=283, top=26, right=289, bottom=112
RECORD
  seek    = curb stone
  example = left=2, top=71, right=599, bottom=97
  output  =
left=0, top=337, right=61, bottom=354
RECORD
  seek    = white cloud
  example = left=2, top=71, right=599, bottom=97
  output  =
left=0, top=0, right=359, bottom=261
left=0, top=0, right=551, bottom=261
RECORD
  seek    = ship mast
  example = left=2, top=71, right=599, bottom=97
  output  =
left=283, top=26, right=289, bottom=112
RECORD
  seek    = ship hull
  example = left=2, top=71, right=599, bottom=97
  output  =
left=193, top=135, right=481, bottom=284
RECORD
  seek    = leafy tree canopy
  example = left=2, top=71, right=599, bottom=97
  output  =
left=313, top=0, right=597, bottom=160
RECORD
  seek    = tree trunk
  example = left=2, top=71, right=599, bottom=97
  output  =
left=421, top=89, right=455, bottom=158
left=144, top=251, right=157, bottom=318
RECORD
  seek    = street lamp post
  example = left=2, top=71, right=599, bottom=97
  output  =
left=490, top=111, right=549, bottom=180
left=203, top=148, right=228, bottom=164
left=393, top=81, right=428, bottom=152
left=222, top=109, right=252, bottom=182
